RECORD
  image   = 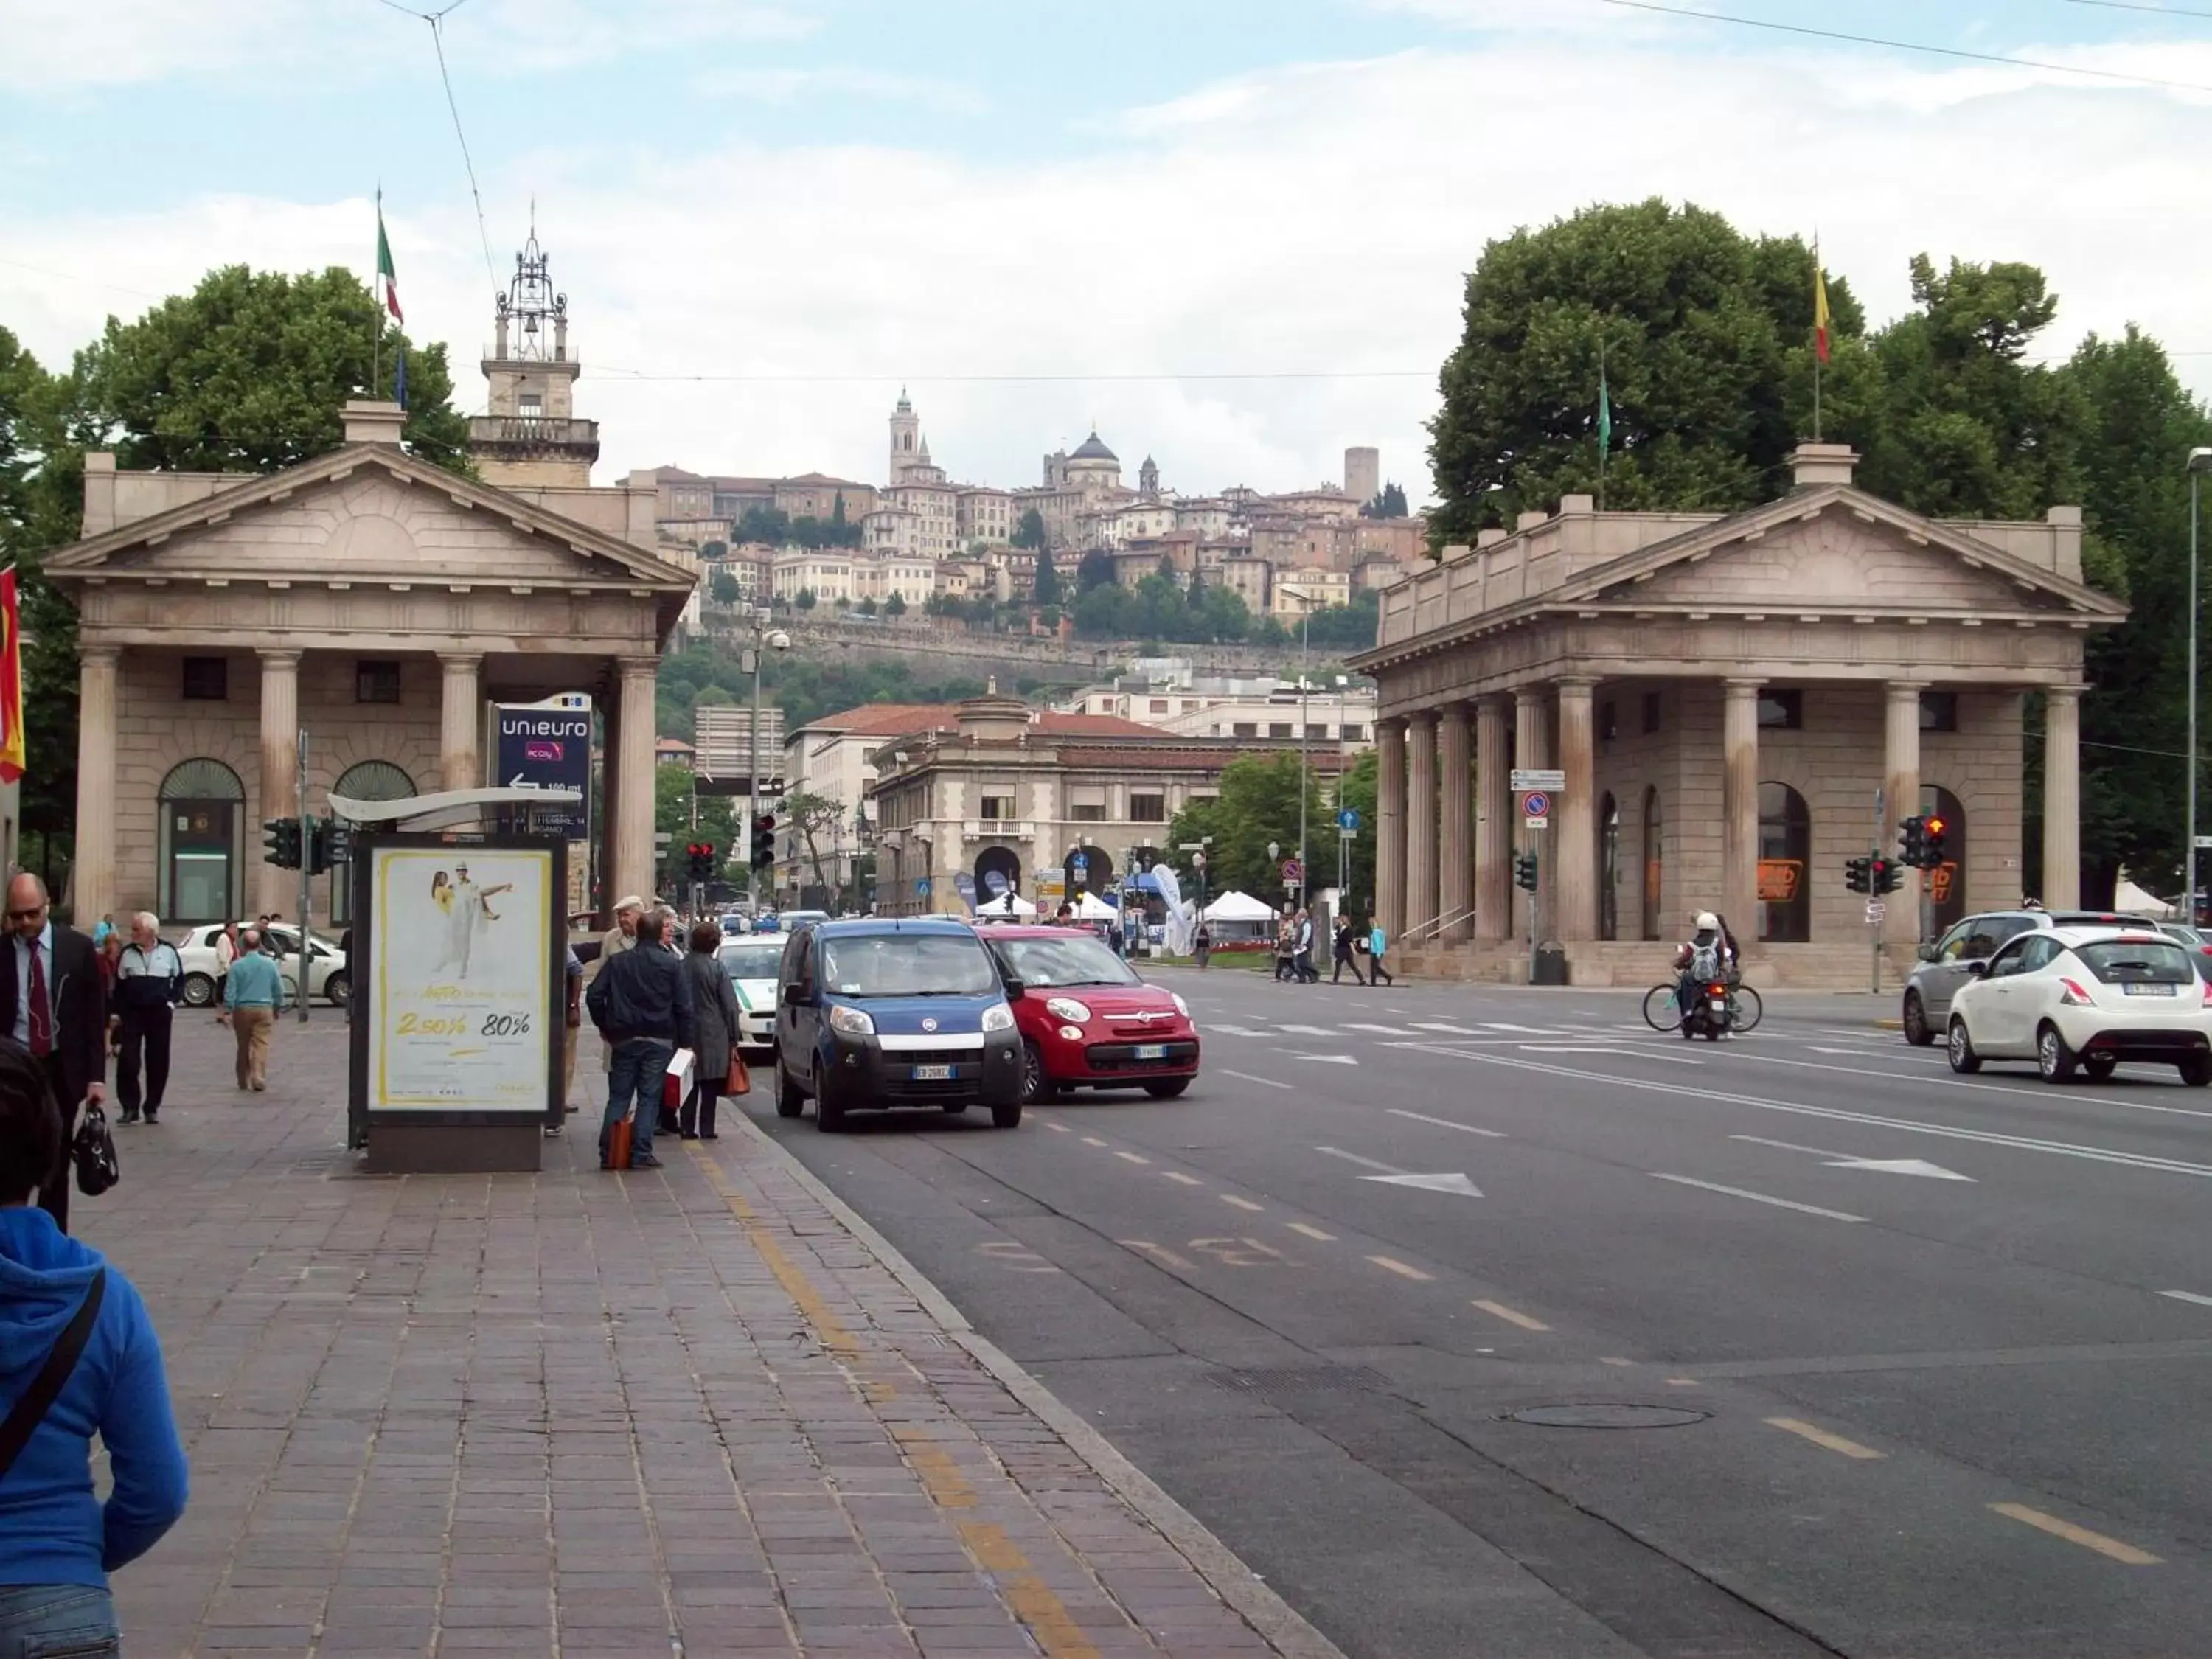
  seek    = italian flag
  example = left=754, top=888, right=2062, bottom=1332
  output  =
left=375, top=204, right=403, bottom=324
left=1813, top=254, right=1832, bottom=365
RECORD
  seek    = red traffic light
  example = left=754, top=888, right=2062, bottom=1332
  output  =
left=1924, top=816, right=1946, bottom=838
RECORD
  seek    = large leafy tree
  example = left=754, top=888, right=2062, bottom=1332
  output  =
left=1164, top=752, right=1322, bottom=907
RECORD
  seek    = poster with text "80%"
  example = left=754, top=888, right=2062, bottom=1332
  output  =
left=368, top=844, right=552, bottom=1111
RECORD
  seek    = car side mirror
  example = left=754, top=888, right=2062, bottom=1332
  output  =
left=1002, top=978, right=1026, bottom=998
left=781, top=981, right=807, bottom=1006
left=1966, top=960, right=1990, bottom=978
left=1916, top=944, right=1939, bottom=963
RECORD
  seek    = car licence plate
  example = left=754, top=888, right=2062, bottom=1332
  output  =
left=911, top=1063, right=953, bottom=1080
left=2123, top=983, right=2177, bottom=996
left=1133, top=1043, right=1168, bottom=1060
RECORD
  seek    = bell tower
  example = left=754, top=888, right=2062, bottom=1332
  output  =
left=888, top=388, right=921, bottom=483
left=470, top=220, right=600, bottom=487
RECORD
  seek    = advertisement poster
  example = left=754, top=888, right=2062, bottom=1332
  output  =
left=493, top=696, right=591, bottom=840
left=367, top=844, right=552, bottom=1112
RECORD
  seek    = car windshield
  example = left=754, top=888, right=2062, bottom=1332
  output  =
left=720, top=941, right=784, bottom=980
left=2074, top=939, right=2195, bottom=985
left=819, top=933, right=998, bottom=997
left=990, top=936, right=1141, bottom=988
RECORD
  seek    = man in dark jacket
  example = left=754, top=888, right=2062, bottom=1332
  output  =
left=584, top=907, right=695, bottom=1170
left=0, top=874, right=107, bottom=1232
left=113, top=911, right=183, bottom=1124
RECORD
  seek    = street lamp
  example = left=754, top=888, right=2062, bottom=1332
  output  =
left=741, top=610, right=792, bottom=914
left=2191, top=450, right=2212, bottom=924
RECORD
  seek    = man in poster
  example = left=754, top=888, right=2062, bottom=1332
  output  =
left=446, top=863, right=514, bottom=981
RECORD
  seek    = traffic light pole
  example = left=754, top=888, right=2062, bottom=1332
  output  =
left=296, top=728, right=313, bottom=1026
left=1869, top=786, right=1885, bottom=997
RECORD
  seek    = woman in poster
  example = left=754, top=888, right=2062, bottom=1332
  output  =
left=428, top=872, right=456, bottom=973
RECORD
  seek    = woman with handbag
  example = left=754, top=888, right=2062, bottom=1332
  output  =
left=678, top=921, right=745, bottom=1141
left=0, top=1037, right=187, bottom=1651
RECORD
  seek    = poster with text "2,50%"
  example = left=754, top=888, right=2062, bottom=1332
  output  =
left=368, top=844, right=552, bottom=1112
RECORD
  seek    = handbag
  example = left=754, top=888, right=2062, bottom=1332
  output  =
left=0, top=1269, right=105, bottom=1482
left=662, top=1048, right=695, bottom=1112
left=73, top=1101, right=119, bottom=1197
left=726, top=1051, right=751, bottom=1094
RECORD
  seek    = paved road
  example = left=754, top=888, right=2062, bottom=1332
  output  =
left=742, top=966, right=2212, bottom=1658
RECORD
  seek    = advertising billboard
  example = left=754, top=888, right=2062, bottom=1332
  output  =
left=494, top=695, right=591, bottom=839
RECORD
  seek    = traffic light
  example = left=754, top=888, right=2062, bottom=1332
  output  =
left=685, top=842, right=717, bottom=882
left=1873, top=857, right=1905, bottom=895
left=1899, top=815, right=1927, bottom=868
left=306, top=817, right=330, bottom=876
left=1513, top=851, right=1539, bottom=892
left=1922, top=813, right=1948, bottom=869
left=1845, top=856, right=1871, bottom=894
left=262, top=816, right=302, bottom=870
left=751, top=813, right=777, bottom=871
left=324, top=821, right=354, bottom=870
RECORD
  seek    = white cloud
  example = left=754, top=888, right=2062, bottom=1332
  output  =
left=713, top=65, right=987, bottom=115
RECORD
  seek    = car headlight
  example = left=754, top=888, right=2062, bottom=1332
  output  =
left=981, top=1002, right=1016, bottom=1033
left=1170, top=994, right=1190, bottom=1018
left=1046, top=996, right=1093, bottom=1023
left=828, top=1004, right=874, bottom=1037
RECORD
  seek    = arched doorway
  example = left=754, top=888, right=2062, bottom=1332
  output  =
left=1921, top=785, right=1966, bottom=937
left=1757, top=782, right=1812, bottom=943
left=1599, top=793, right=1620, bottom=941
left=159, top=759, right=245, bottom=924
left=974, top=846, right=1023, bottom=904
left=330, top=761, right=416, bottom=925
left=1641, top=787, right=1663, bottom=941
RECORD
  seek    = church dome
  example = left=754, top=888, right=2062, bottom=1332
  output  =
left=1070, top=431, right=1118, bottom=463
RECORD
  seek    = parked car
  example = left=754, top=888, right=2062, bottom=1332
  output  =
left=781, top=908, right=832, bottom=932
left=2154, top=921, right=2212, bottom=978
left=1944, top=925, right=2212, bottom=1084
left=773, top=917, right=1023, bottom=1131
left=973, top=925, right=1200, bottom=1102
left=175, top=924, right=349, bottom=1007
left=718, top=933, right=784, bottom=1055
left=1901, top=908, right=2155, bottom=1045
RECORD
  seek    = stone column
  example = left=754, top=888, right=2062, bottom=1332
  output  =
left=437, top=653, right=484, bottom=795
left=1514, top=687, right=1549, bottom=942
left=1554, top=678, right=1597, bottom=942
left=1722, top=678, right=1761, bottom=939
left=1883, top=681, right=1925, bottom=948
left=616, top=658, right=660, bottom=907
left=1474, top=695, right=1511, bottom=942
left=1439, top=703, right=1473, bottom=942
left=71, top=647, right=120, bottom=925
left=2043, top=684, right=2083, bottom=909
left=600, top=678, right=624, bottom=921
left=1376, top=717, right=1407, bottom=939
left=1405, top=712, right=1441, bottom=939
left=257, top=650, right=300, bottom=918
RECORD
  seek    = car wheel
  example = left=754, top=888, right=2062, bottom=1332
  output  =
left=324, top=973, right=350, bottom=1007
left=2181, top=1054, right=2212, bottom=1088
left=180, top=973, right=214, bottom=1008
left=2084, top=1057, right=2118, bottom=1082
left=1902, top=990, right=1933, bottom=1047
left=775, top=1060, right=805, bottom=1119
left=991, top=1100, right=1024, bottom=1130
left=1947, top=1018, right=1982, bottom=1074
left=2037, top=1023, right=2078, bottom=1083
left=816, top=1085, right=849, bottom=1133
left=1020, top=1041, right=1058, bottom=1104
left=1143, top=1078, right=1191, bottom=1099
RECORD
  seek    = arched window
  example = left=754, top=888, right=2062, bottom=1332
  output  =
left=330, top=761, right=416, bottom=925
left=1641, top=787, right=1663, bottom=941
left=1757, top=782, right=1812, bottom=943
left=1921, top=785, right=1966, bottom=937
left=1599, top=793, right=1620, bottom=942
left=158, top=759, right=246, bottom=924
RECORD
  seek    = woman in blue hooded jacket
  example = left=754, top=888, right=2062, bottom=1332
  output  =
left=0, top=1037, right=187, bottom=1651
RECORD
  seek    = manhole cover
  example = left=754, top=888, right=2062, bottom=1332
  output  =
left=1505, top=1403, right=1711, bottom=1429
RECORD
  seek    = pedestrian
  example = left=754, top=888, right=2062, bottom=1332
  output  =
left=1332, top=914, right=1367, bottom=985
left=594, top=896, right=644, bottom=1076
left=651, top=911, right=686, bottom=1135
left=1273, top=912, right=1295, bottom=982
left=113, top=914, right=182, bottom=1127
left=0, top=876, right=107, bottom=1237
left=1293, top=908, right=1318, bottom=983
left=1194, top=920, right=1212, bottom=970
left=212, top=922, right=237, bottom=1015
left=1367, top=914, right=1394, bottom=987
left=218, top=928, right=281, bottom=1091
left=585, top=906, right=695, bottom=1172
left=0, top=1039, right=189, bottom=1651
left=559, top=942, right=582, bottom=1127
left=679, top=920, right=742, bottom=1141
left=95, top=932, right=122, bottom=995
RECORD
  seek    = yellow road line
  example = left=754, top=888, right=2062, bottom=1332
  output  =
left=690, top=1146, right=860, bottom=1358
left=1114, top=1150, right=1151, bottom=1165
left=1471, top=1298, right=1550, bottom=1332
left=1161, top=1171, right=1203, bottom=1186
left=1990, top=1503, right=2163, bottom=1565
left=1221, top=1194, right=1264, bottom=1212
left=908, top=1439, right=1102, bottom=1655
left=1285, top=1222, right=1335, bottom=1242
left=1765, top=1416, right=1886, bottom=1461
left=1366, top=1254, right=1434, bottom=1281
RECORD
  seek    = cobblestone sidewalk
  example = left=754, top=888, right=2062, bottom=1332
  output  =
left=76, top=1014, right=1332, bottom=1658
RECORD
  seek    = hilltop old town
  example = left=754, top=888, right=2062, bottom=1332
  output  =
left=5, top=7, right=2212, bottom=1657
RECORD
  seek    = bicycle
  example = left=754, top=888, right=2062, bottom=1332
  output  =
left=1641, top=980, right=1763, bottom=1034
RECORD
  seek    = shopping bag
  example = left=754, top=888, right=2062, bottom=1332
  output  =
left=726, top=1052, right=751, bottom=1095
left=662, top=1048, right=695, bottom=1113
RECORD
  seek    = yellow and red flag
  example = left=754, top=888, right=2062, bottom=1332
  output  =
left=0, top=568, right=24, bottom=785
left=1813, top=254, right=1832, bottom=365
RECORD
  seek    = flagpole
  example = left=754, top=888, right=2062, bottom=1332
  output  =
left=1812, top=235, right=1823, bottom=444
left=372, top=186, right=382, bottom=400
left=1596, top=335, right=1607, bottom=512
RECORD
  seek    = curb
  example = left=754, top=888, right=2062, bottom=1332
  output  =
left=731, top=1110, right=1349, bottom=1659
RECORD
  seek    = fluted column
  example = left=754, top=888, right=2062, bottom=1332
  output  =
left=1514, top=687, right=1548, bottom=942
left=438, top=653, right=484, bottom=795
left=1883, top=681, right=1925, bottom=948
left=72, top=646, right=120, bottom=924
left=1439, top=703, right=1473, bottom=942
left=257, top=650, right=300, bottom=917
left=1377, top=717, right=1407, bottom=939
left=1406, top=710, right=1440, bottom=937
left=1554, top=678, right=1596, bottom=942
left=617, top=658, right=659, bottom=907
left=2044, top=684, right=2083, bottom=909
left=1722, top=678, right=1760, bottom=939
left=1474, top=695, right=1510, bottom=942
left=600, top=680, right=624, bottom=921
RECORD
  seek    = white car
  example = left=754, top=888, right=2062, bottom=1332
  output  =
left=718, top=934, right=784, bottom=1054
left=1945, top=925, right=2212, bottom=1085
left=175, top=924, right=350, bottom=1008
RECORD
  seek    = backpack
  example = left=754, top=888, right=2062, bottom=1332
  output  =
left=1687, top=940, right=1722, bottom=981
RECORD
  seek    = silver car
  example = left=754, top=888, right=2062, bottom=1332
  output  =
left=1902, top=908, right=2150, bottom=1045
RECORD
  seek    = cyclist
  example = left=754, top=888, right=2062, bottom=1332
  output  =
left=1671, top=911, right=1735, bottom=1034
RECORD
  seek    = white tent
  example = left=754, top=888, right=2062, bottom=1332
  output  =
left=1070, top=891, right=1116, bottom=920
left=974, top=891, right=1037, bottom=917
left=2113, top=877, right=2174, bottom=919
left=1203, top=891, right=1276, bottom=922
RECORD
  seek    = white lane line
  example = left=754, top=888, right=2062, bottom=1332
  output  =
left=1387, top=1107, right=1507, bottom=1138
left=1081, top=1135, right=1110, bottom=1147
left=1286, top=1222, right=1336, bottom=1241
left=1651, top=1174, right=1869, bottom=1223
left=1044, top=1121, right=1073, bottom=1133
left=1221, top=1194, right=1265, bottom=1212
left=1522, top=1043, right=1705, bottom=1066
left=1476, top=1022, right=1557, bottom=1034
left=1276, top=1023, right=1339, bottom=1036
left=1367, top=1254, right=1436, bottom=1281
left=1220, top=1069, right=1293, bottom=1091
left=1708, top=1047, right=2212, bottom=1122
left=1316, top=1145, right=1406, bottom=1175
left=1114, top=1150, right=1151, bottom=1165
left=1733, top=1133, right=1851, bottom=1158
left=1161, top=1171, right=1204, bottom=1186
left=1472, top=1298, right=1551, bottom=1332
left=2158, top=1290, right=2212, bottom=1307
left=1209, top=1023, right=1267, bottom=1037
left=1344, top=1022, right=1416, bottom=1034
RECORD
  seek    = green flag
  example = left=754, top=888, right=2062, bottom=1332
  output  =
left=1597, top=361, right=1612, bottom=457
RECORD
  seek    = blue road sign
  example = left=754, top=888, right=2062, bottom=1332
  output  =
left=915, top=877, right=933, bottom=898
left=1336, top=807, right=1361, bottom=832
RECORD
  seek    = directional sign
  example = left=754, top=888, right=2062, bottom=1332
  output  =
left=1865, top=900, right=1886, bottom=923
left=1511, top=768, right=1566, bottom=793
left=915, top=877, right=933, bottom=897
left=1336, top=807, right=1361, bottom=832
left=1520, top=790, right=1551, bottom=820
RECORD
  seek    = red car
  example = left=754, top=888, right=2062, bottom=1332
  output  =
left=978, top=925, right=1201, bottom=1102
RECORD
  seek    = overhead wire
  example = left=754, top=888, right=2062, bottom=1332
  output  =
left=2065, top=0, right=2212, bottom=20
left=366, top=0, right=500, bottom=289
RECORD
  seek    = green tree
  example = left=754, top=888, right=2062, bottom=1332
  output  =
left=832, top=492, right=848, bottom=528
left=796, top=588, right=817, bottom=611
left=1362, top=482, right=1410, bottom=518
left=855, top=596, right=877, bottom=616
left=0, top=327, right=84, bottom=855
left=1076, top=548, right=1116, bottom=594
left=1033, top=544, right=1061, bottom=605
left=1164, top=753, right=1320, bottom=905
left=700, top=539, right=728, bottom=559
left=884, top=590, right=907, bottom=618
left=782, top=788, right=847, bottom=907
left=1012, top=507, right=1047, bottom=549
left=653, top=765, right=735, bottom=880
left=736, top=505, right=790, bottom=544
left=1073, top=581, right=1134, bottom=639
left=709, top=566, right=742, bottom=605
left=1332, top=748, right=1380, bottom=912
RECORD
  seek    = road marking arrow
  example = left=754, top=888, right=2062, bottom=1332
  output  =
left=1316, top=1144, right=1483, bottom=1196
left=1823, top=1157, right=1975, bottom=1181
left=1287, top=1052, right=1360, bottom=1065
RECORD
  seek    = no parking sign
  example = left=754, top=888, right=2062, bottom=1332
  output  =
left=1521, top=789, right=1551, bottom=830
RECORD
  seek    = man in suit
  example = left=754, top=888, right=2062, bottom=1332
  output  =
left=0, top=872, right=108, bottom=1232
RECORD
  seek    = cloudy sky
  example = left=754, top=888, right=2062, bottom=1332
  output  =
left=6, top=0, right=2211, bottom=504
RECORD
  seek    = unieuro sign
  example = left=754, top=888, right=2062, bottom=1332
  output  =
left=495, top=703, right=592, bottom=838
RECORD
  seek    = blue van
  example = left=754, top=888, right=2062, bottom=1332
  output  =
left=773, top=917, right=1024, bottom=1131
